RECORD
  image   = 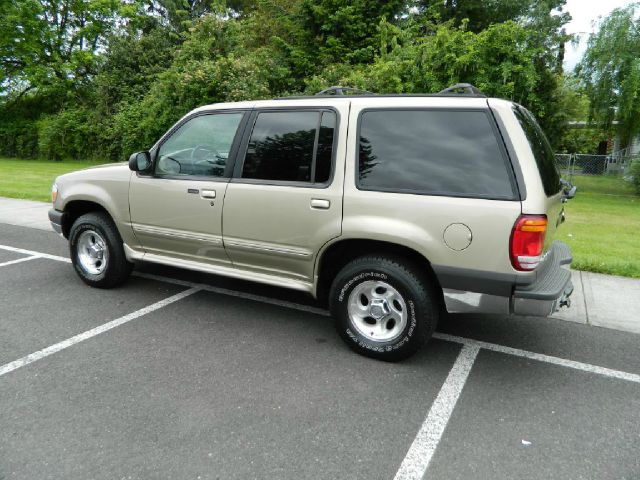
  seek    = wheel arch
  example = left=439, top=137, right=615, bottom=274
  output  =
left=315, top=238, right=444, bottom=309
left=61, top=200, right=112, bottom=238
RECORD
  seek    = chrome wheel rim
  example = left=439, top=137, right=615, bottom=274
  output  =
left=77, top=230, right=108, bottom=275
left=347, top=280, right=408, bottom=342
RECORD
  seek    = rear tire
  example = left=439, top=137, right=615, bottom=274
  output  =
left=69, top=212, right=133, bottom=288
left=329, top=255, right=438, bottom=361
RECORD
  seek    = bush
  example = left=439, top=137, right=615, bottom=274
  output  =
left=109, top=54, right=272, bottom=158
left=37, top=108, right=106, bottom=161
left=0, top=119, right=39, bottom=158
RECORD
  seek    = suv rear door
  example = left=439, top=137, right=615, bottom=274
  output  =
left=221, top=104, right=347, bottom=285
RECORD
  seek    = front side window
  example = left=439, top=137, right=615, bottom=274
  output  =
left=241, top=110, right=336, bottom=183
left=156, top=113, right=243, bottom=177
left=358, top=109, right=517, bottom=199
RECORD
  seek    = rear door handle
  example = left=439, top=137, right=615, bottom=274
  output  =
left=200, top=189, right=216, bottom=199
left=310, top=198, right=330, bottom=210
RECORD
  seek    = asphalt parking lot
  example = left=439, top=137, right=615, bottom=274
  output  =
left=1, top=222, right=639, bottom=480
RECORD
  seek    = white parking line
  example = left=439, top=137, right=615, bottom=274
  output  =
left=0, top=244, right=70, bottom=263
left=134, top=272, right=640, bottom=383
left=1, top=243, right=638, bottom=385
left=433, top=332, right=640, bottom=384
left=0, top=244, right=328, bottom=317
left=2, top=241, right=640, bottom=479
left=0, top=287, right=200, bottom=377
left=0, top=255, right=41, bottom=268
left=394, top=344, right=480, bottom=480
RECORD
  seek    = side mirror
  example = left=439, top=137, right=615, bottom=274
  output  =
left=128, top=151, right=152, bottom=172
left=565, top=185, right=577, bottom=199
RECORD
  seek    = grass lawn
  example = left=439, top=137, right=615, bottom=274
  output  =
left=0, top=157, right=638, bottom=278
left=559, top=175, right=640, bottom=278
left=0, top=157, right=106, bottom=202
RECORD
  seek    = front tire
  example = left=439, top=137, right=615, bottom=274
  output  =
left=69, top=212, right=133, bottom=288
left=329, top=255, right=438, bottom=361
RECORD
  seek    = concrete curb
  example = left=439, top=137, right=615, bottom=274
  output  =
left=1, top=196, right=638, bottom=335
left=551, top=269, right=640, bottom=333
left=0, top=197, right=52, bottom=231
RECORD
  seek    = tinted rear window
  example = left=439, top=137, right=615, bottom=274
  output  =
left=241, top=111, right=336, bottom=184
left=513, top=106, right=561, bottom=196
left=242, top=111, right=317, bottom=182
left=357, top=110, right=516, bottom=199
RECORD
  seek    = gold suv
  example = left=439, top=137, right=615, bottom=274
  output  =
left=49, top=84, right=576, bottom=361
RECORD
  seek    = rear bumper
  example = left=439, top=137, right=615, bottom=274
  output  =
left=48, top=208, right=65, bottom=235
left=439, top=241, right=573, bottom=317
left=511, top=241, right=573, bottom=316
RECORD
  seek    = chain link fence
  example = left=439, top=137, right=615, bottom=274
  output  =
left=555, top=152, right=638, bottom=181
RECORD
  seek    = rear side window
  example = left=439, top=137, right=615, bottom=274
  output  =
left=513, top=106, right=561, bottom=196
left=357, top=109, right=516, bottom=199
left=241, top=110, right=336, bottom=184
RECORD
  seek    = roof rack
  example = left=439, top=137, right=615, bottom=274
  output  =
left=274, top=83, right=486, bottom=100
left=315, top=86, right=374, bottom=96
left=438, top=83, right=485, bottom=96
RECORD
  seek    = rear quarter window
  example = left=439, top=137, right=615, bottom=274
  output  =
left=357, top=109, right=517, bottom=199
left=512, top=106, right=561, bottom=196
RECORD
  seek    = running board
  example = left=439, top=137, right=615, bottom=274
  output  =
left=123, top=244, right=313, bottom=294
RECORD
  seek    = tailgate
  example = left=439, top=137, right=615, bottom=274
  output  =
left=542, top=191, right=565, bottom=253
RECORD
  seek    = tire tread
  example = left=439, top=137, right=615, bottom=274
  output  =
left=329, top=254, right=438, bottom=361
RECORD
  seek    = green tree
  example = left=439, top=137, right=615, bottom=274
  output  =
left=418, top=0, right=533, bottom=32
left=108, top=14, right=270, bottom=157
left=307, top=17, right=567, bottom=146
left=0, top=0, right=575, bottom=159
left=300, top=0, right=406, bottom=64
left=578, top=3, right=640, bottom=150
left=0, top=0, right=123, bottom=95
left=417, top=0, right=566, bottom=34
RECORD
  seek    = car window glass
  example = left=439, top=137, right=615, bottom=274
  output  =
left=358, top=110, right=516, bottom=199
left=513, top=106, right=561, bottom=196
left=241, top=111, right=319, bottom=182
left=156, top=113, right=243, bottom=177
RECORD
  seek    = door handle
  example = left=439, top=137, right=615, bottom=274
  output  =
left=200, top=189, right=216, bottom=199
left=310, top=198, right=330, bottom=210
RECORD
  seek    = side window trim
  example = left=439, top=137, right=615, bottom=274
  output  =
left=143, top=109, right=250, bottom=181
left=355, top=107, right=519, bottom=201
left=309, top=113, right=322, bottom=184
left=232, top=109, right=258, bottom=179
left=489, top=105, right=527, bottom=201
left=231, top=107, right=340, bottom=188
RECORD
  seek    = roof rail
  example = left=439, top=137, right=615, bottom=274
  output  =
left=438, top=83, right=485, bottom=96
left=315, top=86, right=374, bottom=96
left=273, top=83, right=486, bottom=100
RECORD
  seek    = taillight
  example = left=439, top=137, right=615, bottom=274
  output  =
left=510, top=215, right=547, bottom=271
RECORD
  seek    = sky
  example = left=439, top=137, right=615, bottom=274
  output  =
left=562, top=0, right=637, bottom=71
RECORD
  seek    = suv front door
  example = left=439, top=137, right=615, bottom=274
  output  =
left=222, top=106, right=347, bottom=285
left=129, top=110, right=247, bottom=266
